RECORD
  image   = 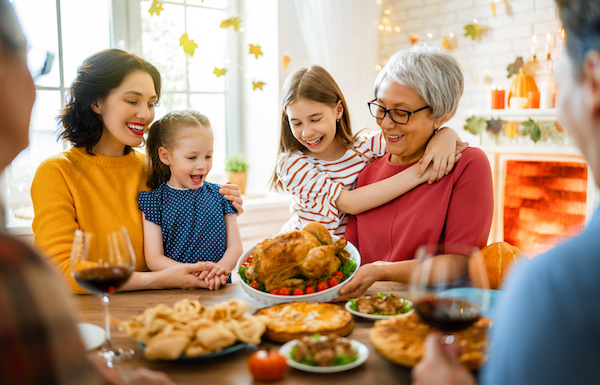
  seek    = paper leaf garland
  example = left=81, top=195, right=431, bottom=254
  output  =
left=464, top=116, right=487, bottom=135
left=522, top=119, right=542, bottom=142
left=464, top=23, right=480, bottom=41
left=506, top=56, right=525, bottom=78
left=491, top=1, right=497, bottom=16
left=148, top=0, right=164, bottom=16
left=504, top=121, right=518, bottom=139
left=249, top=44, right=263, bottom=59
left=283, top=55, right=291, bottom=70
left=213, top=67, right=227, bottom=77
left=220, top=17, right=241, bottom=31
left=179, top=33, right=198, bottom=56
left=252, top=81, right=266, bottom=90
left=487, top=118, right=503, bottom=135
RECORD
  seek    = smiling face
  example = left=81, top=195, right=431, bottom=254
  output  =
left=159, top=127, right=214, bottom=190
left=285, top=98, right=345, bottom=161
left=91, top=70, right=158, bottom=156
left=375, top=78, right=438, bottom=165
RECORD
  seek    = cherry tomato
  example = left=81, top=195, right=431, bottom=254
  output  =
left=248, top=350, right=288, bottom=382
left=327, top=277, right=340, bottom=287
left=332, top=271, right=345, bottom=279
left=278, top=287, right=291, bottom=296
left=304, top=286, right=316, bottom=294
left=250, top=280, right=260, bottom=290
left=292, top=287, right=304, bottom=295
left=316, top=281, right=329, bottom=292
left=269, top=288, right=279, bottom=295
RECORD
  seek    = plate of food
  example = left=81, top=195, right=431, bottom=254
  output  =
left=77, top=322, right=105, bottom=351
left=236, top=222, right=360, bottom=305
left=279, top=334, right=369, bottom=373
left=137, top=341, right=250, bottom=362
left=115, top=298, right=267, bottom=361
left=345, top=292, right=414, bottom=320
left=255, top=302, right=354, bottom=343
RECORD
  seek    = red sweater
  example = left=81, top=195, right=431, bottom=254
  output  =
left=345, top=147, right=494, bottom=264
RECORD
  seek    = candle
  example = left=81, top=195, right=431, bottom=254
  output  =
left=491, top=87, right=505, bottom=109
left=527, top=90, right=540, bottom=109
left=546, top=33, right=552, bottom=60
left=531, top=35, right=538, bottom=61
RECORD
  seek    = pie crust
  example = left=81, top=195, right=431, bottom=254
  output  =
left=255, top=302, right=354, bottom=343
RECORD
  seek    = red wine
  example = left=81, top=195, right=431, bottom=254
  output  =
left=414, top=297, right=481, bottom=332
left=74, top=266, right=132, bottom=293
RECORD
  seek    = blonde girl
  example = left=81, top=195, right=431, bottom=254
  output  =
left=271, top=65, right=465, bottom=236
left=139, top=110, right=242, bottom=290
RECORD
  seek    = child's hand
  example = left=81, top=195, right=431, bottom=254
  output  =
left=419, top=126, right=468, bottom=184
left=204, top=275, right=227, bottom=290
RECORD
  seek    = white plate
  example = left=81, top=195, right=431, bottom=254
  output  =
left=77, top=323, right=105, bottom=351
left=236, top=236, right=361, bottom=306
left=279, top=337, right=369, bottom=373
left=345, top=298, right=414, bottom=320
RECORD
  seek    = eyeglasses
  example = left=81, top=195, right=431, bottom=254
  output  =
left=28, top=49, right=55, bottom=80
left=367, top=100, right=430, bottom=125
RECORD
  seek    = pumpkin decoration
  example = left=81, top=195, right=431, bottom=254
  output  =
left=508, top=68, right=538, bottom=106
left=473, top=242, right=525, bottom=290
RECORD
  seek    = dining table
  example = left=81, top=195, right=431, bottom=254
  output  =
left=72, top=280, right=415, bottom=385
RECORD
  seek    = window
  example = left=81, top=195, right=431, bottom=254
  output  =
left=3, top=0, right=240, bottom=228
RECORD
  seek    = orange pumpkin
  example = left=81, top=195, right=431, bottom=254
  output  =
left=476, top=242, right=525, bottom=290
left=508, top=68, right=538, bottom=105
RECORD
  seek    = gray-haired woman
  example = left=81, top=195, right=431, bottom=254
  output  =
left=337, top=44, right=494, bottom=300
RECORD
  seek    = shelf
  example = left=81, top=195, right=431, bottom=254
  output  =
left=467, top=108, right=557, bottom=122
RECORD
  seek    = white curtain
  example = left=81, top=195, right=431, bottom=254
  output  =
left=291, top=0, right=382, bottom=132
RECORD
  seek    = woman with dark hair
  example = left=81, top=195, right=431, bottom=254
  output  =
left=0, top=1, right=176, bottom=383
left=31, top=49, right=243, bottom=294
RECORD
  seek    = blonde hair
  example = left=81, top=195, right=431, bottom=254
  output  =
left=145, top=110, right=212, bottom=190
left=269, top=65, right=356, bottom=191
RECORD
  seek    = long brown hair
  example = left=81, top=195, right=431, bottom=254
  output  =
left=269, top=65, right=356, bottom=191
left=145, top=110, right=212, bottom=190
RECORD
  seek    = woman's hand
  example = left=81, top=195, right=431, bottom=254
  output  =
left=333, top=264, right=380, bottom=302
left=220, top=182, right=244, bottom=214
left=418, top=127, right=468, bottom=184
left=411, top=332, right=476, bottom=385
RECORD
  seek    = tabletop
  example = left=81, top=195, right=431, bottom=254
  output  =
left=72, top=281, right=414, bottom=385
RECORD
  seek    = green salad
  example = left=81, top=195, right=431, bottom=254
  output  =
left=348, top=292, right=414, bottom=315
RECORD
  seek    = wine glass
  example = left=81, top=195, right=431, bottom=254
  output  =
left=71, top=227, right=136, bottom=365
left=409, top=243, right=490, bottom=343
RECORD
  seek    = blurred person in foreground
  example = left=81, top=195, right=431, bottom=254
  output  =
left=0, top=1, right=175, bottom=383
left=412, top=1, right=600, bottom=384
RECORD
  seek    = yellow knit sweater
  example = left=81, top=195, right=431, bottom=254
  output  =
left=31, top=146, right=149, bottom=294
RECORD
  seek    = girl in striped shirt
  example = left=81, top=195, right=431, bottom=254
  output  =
left=270, top=65, right=465, bottom=236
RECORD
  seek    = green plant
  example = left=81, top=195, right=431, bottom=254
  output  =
left=225, top=155, right=248, bottom=172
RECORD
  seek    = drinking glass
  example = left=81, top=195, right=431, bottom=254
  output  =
left=71, top=227, right=135, bottom=364
left=409, top=243, right=490, bottom=343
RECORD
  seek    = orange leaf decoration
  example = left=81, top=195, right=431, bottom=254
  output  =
left=249, top=44, right=263, bottom=59
left=220, top=17, right=241, bottom=31
left=252, top=81, right=266, bottom=90
left=410, top=33, right=418, bottom=44
left=282, top=55, right=291, bottom=70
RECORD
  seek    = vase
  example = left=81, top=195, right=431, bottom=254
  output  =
left=227, top=171, right=247, bottom=195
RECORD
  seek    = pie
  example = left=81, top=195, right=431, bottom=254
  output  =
left=255, top=302, right=354, bottom=343
left=369, top=312, right=491, bottom=370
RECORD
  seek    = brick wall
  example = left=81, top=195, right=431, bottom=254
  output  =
left=378, top=0, right=562, bottom=143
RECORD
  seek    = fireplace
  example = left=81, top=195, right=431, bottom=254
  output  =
left=489, top=151, right=597, bottom=257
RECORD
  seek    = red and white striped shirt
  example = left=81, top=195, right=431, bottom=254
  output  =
left=277, top=131, right=386, bottom=236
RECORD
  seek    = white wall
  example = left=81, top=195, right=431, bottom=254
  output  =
left=378, top=0, right=562, bottom=144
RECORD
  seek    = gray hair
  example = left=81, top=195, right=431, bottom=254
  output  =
left=373, top=44, right=464, bottom=121
left=0, top=0, right=27, bottom=54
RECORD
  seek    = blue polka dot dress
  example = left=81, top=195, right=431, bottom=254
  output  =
left=138, top=182, right=237, bottom=267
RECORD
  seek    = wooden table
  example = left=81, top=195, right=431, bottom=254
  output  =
left=72, top=281, right=413, bottom=385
